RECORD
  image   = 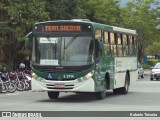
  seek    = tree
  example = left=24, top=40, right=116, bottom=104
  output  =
left=46, top=0, right=78, bottom=20
left=45, top=0, right=122, bottom=25
left=0, top=0, right=49, bottom=66
left=120, top=0, right=160, bottom=62
left=80, top=0, right=122, bottom=25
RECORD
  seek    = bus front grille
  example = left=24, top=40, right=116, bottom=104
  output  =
left=46, top=84, right=74, bottom=89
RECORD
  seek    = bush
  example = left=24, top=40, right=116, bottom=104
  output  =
left=148, top=59, right=160, bottom=66
left=142, top=63, right=150, bottom=69
left=142, top=59, right=160, bottom=69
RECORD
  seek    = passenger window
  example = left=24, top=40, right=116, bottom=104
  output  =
left=95, top=29, right=103, bottom=63
left=122, top=34, right=128, bottom=56
left=104, top=31, right=111, bottom=56
left=110, top=32, right=116, bottom=56
left=116, top=34, right=123, bottom=57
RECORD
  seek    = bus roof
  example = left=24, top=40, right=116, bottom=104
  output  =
left=34, top=20, right=137, bottom=35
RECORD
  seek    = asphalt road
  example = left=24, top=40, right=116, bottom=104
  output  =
left=0, top=74, right=160, bottom=120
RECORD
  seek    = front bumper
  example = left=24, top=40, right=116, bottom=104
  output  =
left=31, top=77, right=95, bottom=92
left=150, top=73, right=160, bottom=79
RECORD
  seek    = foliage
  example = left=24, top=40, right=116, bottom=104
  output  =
left=81, top=0, right=122, bottom=25
left=46, top=0, right=78, bottom=20
left=145, top=42, right=160, bottom=55
left=142, top=63, right=150, bottom=69
left=0, top=0, right=160, bottom=67
left=148, top=59, right=160, bottom=66
left=0, top=0, right=49, bottom=65
left=142, top=59, right=160, bottom=69
left=119, top=0, right=160, bottom=62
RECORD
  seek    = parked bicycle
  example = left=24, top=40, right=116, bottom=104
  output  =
left=9, top=71, right=25, bottom=91
left=18, top=71, right=31, bottom=90
left=1, top=72, right=17, bottom=93
left=0, top=72, right=8, bottom=93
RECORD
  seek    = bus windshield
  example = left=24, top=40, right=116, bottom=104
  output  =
left=35, top=35, right=94, bottom=66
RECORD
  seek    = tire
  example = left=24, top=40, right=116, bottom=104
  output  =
left=0, top=84, right=8, bottom=93
left=24, top=81, right=31, bottom=90
left=95, top=81, right=106, bottom=100
left=150, top=78, right=153, bottom=81
left=7, top=83, right=16, bottom=93
left=113, top=74, right=129, bottom=95
left=24, top=82, right=30, bottom=90
left=48, top=91, right=59, bottom=99
left=16, top=81, right=25, bottom=91
left=28, top=81, right=31, bottom=90
left=141, top=74, right=144, bottom=78
left=120, top=74, right=130, bottom=94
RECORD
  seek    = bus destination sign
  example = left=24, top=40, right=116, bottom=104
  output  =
left=45, top=25, right=81, bottom=32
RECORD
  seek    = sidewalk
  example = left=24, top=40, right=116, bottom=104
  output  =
left=144, top=69, right=150, bottom=76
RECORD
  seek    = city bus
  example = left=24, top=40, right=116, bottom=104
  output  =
left=25, top=19, right=138, bottom=100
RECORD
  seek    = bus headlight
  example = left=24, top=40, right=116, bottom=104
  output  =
left=32, top=71, right=44, bottom=82
left=31, top=71, right=37, bottom=77
left=83, top=71, right=94, bottom=80
left=77, top=71, right=94, bottom=82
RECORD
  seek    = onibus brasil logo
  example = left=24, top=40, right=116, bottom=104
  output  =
left=1, top=112, right=42, bottom=117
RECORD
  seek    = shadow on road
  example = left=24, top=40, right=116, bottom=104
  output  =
left=36, top=91, right=123, bottom=103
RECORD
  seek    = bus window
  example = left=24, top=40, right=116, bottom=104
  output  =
left=95, top=39, right=102, bottom=63
left=110, top=32, right=116, bottom=56
left=104, top=44, right=111, bottom=56
left=133, top=36, right=136, bottom=55
left=104, top=32, right=109, bottom=44
left=122, top=34, right=128, bottom=56
left=95, top=29, right=102, bottom=40
left=104, top=32, right=111, bottom=56
left=116, top=34, right=123, bottom=57
left=95, top=29, right=103, bottom=63
left=129, top=36, right=136, bottom=56
left=129, top=35, right=136, bottom=56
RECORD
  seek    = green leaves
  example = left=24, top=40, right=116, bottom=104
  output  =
left=0, top=0, right=160, bottom=65
left=0, top=0, right=49, bottom=65
left=79, top=0, right=121, bottom=25
left=119, top=0, right=160, bottom=62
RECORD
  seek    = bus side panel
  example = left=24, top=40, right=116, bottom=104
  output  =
left=94, top=56, right=115, bottom=91
left=130, top=69, right=138, bottom=84
left=114, top=57, right=137, bottom=89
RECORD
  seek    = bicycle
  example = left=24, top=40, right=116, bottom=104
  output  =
left=10, top=71, right=25, bottom=91
left=1, top=72, right=16, bottom=93
left=18, top=71, right=31, bottom=90
left=0, top=72, right=8, bottom=93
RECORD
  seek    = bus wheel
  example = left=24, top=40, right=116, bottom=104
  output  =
left=120, top=74, right=130, bottom=94
left=48, top=91, right=59, bottom=99
left=95, top=81, right=106, bottom=100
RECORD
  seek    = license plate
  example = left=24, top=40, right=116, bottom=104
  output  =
left=55, top=84, right=65, bottom=88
